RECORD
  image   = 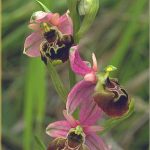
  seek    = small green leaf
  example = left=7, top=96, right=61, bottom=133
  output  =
left=34, top=135, right=46, bottom=150
left=77, top=0, right=99, bottom=39
left=35, top=0, right=50, bottom=12
left=47, top=62, right=68, bottom=102
left=101, top=98, right=135, bottom=135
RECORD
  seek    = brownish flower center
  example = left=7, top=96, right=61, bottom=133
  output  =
left=40, top=26, right=74, bottom=65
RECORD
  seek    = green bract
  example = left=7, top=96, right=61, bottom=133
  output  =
left=77, top=0, right=99, bottom=39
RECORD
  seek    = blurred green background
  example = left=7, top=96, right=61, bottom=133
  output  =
left=2, top=0, right=149, bottom=150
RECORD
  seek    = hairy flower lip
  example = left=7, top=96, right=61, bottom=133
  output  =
left=94, top=77, right=130, bottom=117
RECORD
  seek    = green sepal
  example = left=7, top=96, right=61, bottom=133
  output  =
left=77, top=0, right=99, bottom=39
left=34, top=135, right=46, bottom=150
left=35, top=0, right=51, bottom=12
left=47, top=62, right=68, bottom=102
left=78, top=0, right=93, bottom=16
left=100, top=98, right=135, bottom=135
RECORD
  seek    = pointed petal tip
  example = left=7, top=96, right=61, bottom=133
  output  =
left=92, top=53, right=98, bottom=72
left=58, top=11, right=73, bottom=35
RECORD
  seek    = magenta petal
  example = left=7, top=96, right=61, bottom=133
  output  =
left=46, top=120, right=70, bottom=138
left=86, top=133, right=109, bottom=150
left=66, top=80, right=95, bottom=114
left=84, top=126, right=104, bottom=134
left=63, top=110, right=78, bottom=127
left=69, top=46, right=92, bottom=76
left=31, top=11, right=50, bottom=23
left=28, top=23, right=41, bottom=31
left=58, top=12, right=73, bottom=35
left=79, top=98, right=102, bottom=126
left=24, top=32, right=43, bottom=57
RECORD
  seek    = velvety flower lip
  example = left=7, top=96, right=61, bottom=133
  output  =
left=68, top=47, right=130, bottom=118
left=46, top=110, right=109, bottom=150
left=94, top=77, right=130, bottom=117
left=24, top=11, right=73, bottom=64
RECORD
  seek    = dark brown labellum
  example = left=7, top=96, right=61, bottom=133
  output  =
left=94, top=77, right=130, bottom=117
left=44, top=29, right=57, bottom=43
left=47, top=131, right=89, bottom=150
left=67, top=131, right=84, bottom=148
left=40, top=29, right=74, bottom=65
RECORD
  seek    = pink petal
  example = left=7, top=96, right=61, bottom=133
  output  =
left=84, top=72, right=97, bottom=83
left=58, top=12, right=73, bottom=35
left=86, top=133, right=110, bottom=150
left=28, top=23, right=41, bottom=31
left=46, top=120, right=70, bottom=138
left=63, top=110, right=78, bottom=127
left=31, top=11, right=50, bottom=23
left=49, top=13, right=60, bottom=26
left=92, top=53, right=98, bottom=72
left=79, top=96, right=102, bottom=126
left=69, top=46, right=92, bottom=76
left=30, top=11, right=60, bottom=26
left=84, top=126, right=104, bottom=134
left=23, top=32, right=43, bottom=57
left=66, top=80, right=95, bottom=114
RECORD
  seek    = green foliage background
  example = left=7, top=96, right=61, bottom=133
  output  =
left=2, top=0, right=149, bottom=150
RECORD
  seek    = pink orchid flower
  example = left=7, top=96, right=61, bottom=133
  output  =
left=24, top=11, right=74, bottom=64
left=46, top=110, right=109, bottom=150
left=67, top=46, right=130, bottom=118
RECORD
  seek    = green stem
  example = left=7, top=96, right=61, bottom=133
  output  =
left=46, top=62, right=68, bottom=102
left=68, top=62, right=76, bottom=89
left=67, top=0, right=81, bottom=43
left=66, top=0, right=80, bottom=87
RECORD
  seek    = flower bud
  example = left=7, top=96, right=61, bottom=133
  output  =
left=94, top=77, right=130, bottom=117
left=78, top=0, right=92, bottom=16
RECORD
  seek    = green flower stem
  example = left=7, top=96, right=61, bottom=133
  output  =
left=47, top=62, right=68, bottom=102
left=67, top=0, right=81, bottom=43
left=67, top=0, right=80, bottom=87
left=68, top=62, right=76, bottom=89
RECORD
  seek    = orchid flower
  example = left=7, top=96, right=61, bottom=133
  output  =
left=46, top=110, right=109, bottom=150
left=67, top=46, right=130, bottom=118
left=24, top=11, right=74, bottom=65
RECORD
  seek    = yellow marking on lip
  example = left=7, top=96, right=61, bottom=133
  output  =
left=75, top=125, right=83, bottom=135
left=43, top=23, right=51, bottom=32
